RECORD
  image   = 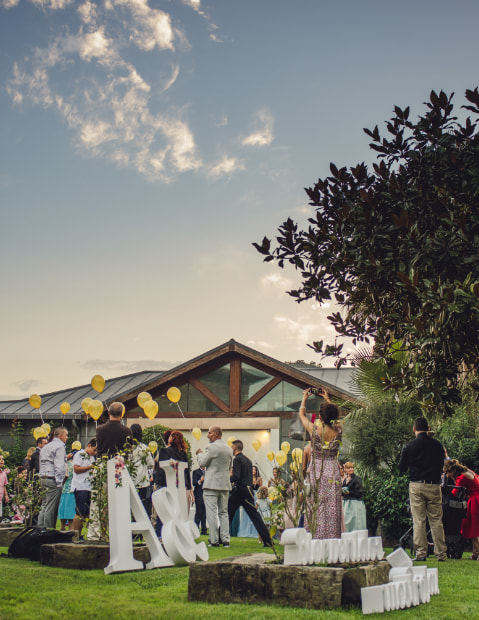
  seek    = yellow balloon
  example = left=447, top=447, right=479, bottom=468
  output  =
left=266, top=450, right=275, bottom=462
left=88, top=399, right=104, bottom=420
left=291, top=448, right=303, bottom=464
left=276, top=450, right=287, bottom=467
left=33, top=427, right=45, bottom=440
left=290, top=461, right=298, bottom=473
left=144, top=399, right=159, bottom=420
left=29, top=394, right=42, bottom=409
left=192, top=427, right=202, bottom=441
left=148, top=441, right=158, bottom=454
left=81, top=397, right=92, bottom=414
left=167, top=387, right=181, bottom=403
left=120, top=403, right=126, bottom=418
left=280, top=441, right=290, bottom=455
left=91, top=374, right=105, bottom=394
left=268, top=487, right=279, bottom=500
left=71, top=441, right=82, bottom=451
left=41, top=423, right=51, bottom=435
left=227, top=436, right=236, bottom=448
left=252, top=438, right=261, bottom=452
left=137, top=392, right=152, bottom=409
left=60, top=402, right=70, bottom=415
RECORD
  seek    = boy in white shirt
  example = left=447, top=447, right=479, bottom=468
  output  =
left=71, top=438, right=97, bottom=537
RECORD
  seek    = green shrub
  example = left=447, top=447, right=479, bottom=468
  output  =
left=345, top=399, right=420, bottom=475
left=363, top=471, right=410, bottom=541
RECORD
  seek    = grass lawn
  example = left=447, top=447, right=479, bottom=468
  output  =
left=0, top=537, right=478, bottom=620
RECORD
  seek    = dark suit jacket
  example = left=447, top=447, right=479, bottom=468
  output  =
left=193, top=467, right=205, bottom=497
left=30, top=448, right=41, bottom=476
left=96, top=419, right=133, bottom=458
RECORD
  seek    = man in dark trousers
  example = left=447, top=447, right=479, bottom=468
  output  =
left=398, top=416, right=447, bottom=561
left=192, top=449, right=208, bottom=535
left=228, top=440, right=272, bottom=547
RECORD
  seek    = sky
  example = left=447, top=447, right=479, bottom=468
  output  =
left=1, top=0, right=479, bottom=400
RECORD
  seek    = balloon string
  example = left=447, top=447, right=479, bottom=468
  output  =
left=175, top=402, right=196, bottom=435
left=39, top=408, right=45, bottom=425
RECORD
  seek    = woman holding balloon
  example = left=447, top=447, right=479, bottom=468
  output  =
left=298, top=388, right=344, bottom=539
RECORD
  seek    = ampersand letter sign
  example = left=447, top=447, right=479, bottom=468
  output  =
left=105, top=457, right=208, bottom=574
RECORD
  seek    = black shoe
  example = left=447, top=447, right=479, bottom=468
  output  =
left=201, top=530, right=208, bottom=535
left=208, top=542, right=219, bottom=547
left=222, top=542, right=230, bottom=548
left=437, top=557, right=446, bottom=562
left=413, top=556, right=427, bottom=561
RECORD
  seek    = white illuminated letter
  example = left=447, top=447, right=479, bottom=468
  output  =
left=105, top=457, right=173, bottom=574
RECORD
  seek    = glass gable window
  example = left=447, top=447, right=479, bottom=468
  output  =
left=250, top=381, right=322, bottom=412
left=283, top=382, right=321, bottom=412
left=197, top=364, right=230, bottom=406
left=187, top=383, right=219, bottom=412
left=241, top=363, right=274, bottom=404
left=155, top=384, right=189, bottom=412
left=249, top=383, right=283, bottom=411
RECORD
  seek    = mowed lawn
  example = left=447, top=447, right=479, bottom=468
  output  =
left=0, top=538, right=478, bottom=620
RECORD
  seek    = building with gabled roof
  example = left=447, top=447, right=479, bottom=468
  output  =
left=0, top=339, right=357, bottom=477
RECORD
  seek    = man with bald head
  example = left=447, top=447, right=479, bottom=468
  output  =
left=197, top=426, right=233, bottom=547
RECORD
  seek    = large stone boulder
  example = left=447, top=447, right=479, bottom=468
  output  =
left=40, top=543, right=151, bottom=570
left=188, top=553, right=390, bottom=610
left=0, top=526, right=24, bottom=547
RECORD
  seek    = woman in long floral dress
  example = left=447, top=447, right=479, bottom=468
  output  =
left=298, top=389, right=343, bottom=539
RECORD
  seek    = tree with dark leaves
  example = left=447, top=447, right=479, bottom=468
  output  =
left=254, top=89, right=479, bottom=413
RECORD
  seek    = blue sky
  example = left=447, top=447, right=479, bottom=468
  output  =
left=1, top=0, right=479, bottom=399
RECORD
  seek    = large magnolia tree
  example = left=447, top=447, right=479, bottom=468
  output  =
left=254, top=89, right=479, bottom=412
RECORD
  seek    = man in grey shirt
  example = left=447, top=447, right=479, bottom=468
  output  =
left=37, top=427, right=68, bottom=529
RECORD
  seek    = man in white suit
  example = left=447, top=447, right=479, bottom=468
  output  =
left=197, top=426, right=233, bottom=547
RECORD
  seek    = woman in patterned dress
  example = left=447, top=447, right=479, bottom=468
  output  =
left=298, top=388, right=343, bottom=539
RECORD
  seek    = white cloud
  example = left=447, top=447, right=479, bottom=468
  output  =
left=77, top=1, right=97, bottom=25
left=207, top=156, right=245, bottom=178
left=274, top=315, right=322, bottom=346
left=162, top=64, right=180, bottom=92
left=5, top=5, right=204, bottom=182
left=242, top=109, right=274, bottom=147
left=108, top=0, right=176, bottom=52
left=260, top=273, right=293, bottom=291
left=3, top=0, right=248, bottom=182
left=216, top=113, right=228, bottom=127
left=246, top=340, right=273, bottom=350
left=31, top=0, right=74, bottom=8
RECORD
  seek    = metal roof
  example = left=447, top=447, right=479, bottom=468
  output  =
left=298, top=367, right=356, bottom=397
left=0, top=371, right=164, bottom=419
left=0, top=341, right=358, bottom=420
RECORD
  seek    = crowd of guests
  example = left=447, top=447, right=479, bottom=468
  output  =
left=0, top=395, right=478, bottom=562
